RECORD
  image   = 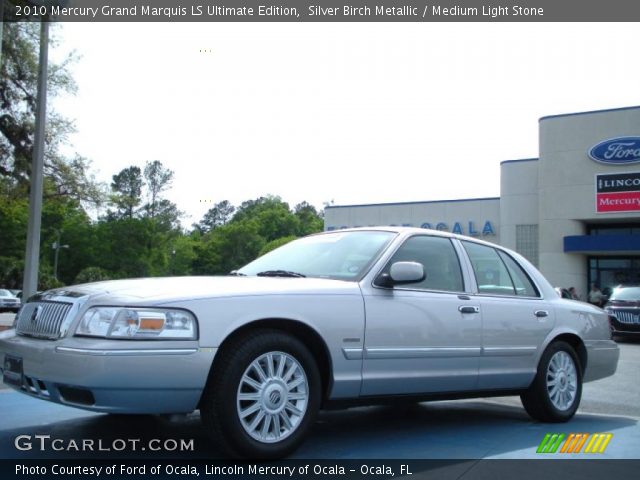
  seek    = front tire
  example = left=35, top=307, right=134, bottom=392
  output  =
left=521, top=341, right=582, bottom=422
left=200, top=329, right=321, bottom=459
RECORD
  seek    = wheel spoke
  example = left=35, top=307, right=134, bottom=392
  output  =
left=285, top=401, right=303, bottom=416
left=252, top=362, right=268, bottom=383
left=287, top=376, right=305, bottom=391
left=273, top=413, right=281, bottom=439
left=267, top=353, right=275, bottom=378
left=280, top=410, right=293, bottom=429
left=276, top=354, right=286, bottom=378
left=241, top=375, right=262, bottom=391
left=288, top=392, right=307, bottom=401
left=248, top=410, right=265, bottom=431
left=239, top=402, right=261, bottom=419
left=283, top=363, right=298, bottom=382
left=238, top=392, right=261, bottom=401
left=260, top=413, right=272, bottom=439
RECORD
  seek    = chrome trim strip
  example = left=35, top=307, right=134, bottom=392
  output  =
left=482, top=346, right=537, bottom=356
left=365, top=347, right=481, bottom=359
left=342, top=348, right=363, bottom=360
left=55, top=347, right=198, bottom=356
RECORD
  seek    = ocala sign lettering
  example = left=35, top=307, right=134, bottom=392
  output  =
left=589, top=137, right=640, bottom=165
left=327, top=221, right=496, bottom=236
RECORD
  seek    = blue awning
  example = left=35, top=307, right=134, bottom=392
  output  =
left=564, top=234, right=640, bottom=254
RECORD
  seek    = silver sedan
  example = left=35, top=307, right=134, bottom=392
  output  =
left=0, top=228, right=619, bottom=458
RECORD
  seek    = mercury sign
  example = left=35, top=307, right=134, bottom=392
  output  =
left=589, top=137, right=640, bottom=165
left=596, top=172, right=640, bottom=213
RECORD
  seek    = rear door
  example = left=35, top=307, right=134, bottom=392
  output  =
left=460, top=241, right=554, bottom=390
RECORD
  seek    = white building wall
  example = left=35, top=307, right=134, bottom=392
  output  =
left=324, top=198, right=500, bottom=242
left=499, top=159, right=539, bottom=254
left=538, top=107, right=640, bottom=297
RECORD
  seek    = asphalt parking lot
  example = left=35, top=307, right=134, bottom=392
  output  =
left=0, top=320, right=638, bottom=461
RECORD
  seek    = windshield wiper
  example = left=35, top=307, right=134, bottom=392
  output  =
left=256, top=270, right=306, bottom=278
left=229, top=270, right=246, bottom=276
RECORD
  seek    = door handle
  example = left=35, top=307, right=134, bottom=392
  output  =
left=459, top=306, right=480, bottom=314
left=534, top=310, right=549, bottom=318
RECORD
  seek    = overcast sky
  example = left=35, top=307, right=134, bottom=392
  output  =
left=52, top=22, right=640, bottom=226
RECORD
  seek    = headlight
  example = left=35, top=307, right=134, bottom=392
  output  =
left=76, top=307, right=197, bottom=340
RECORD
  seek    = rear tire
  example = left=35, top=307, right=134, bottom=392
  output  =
left=521, top=341, right=582, bottom=422
left=200, top=329, right=321, bottom=459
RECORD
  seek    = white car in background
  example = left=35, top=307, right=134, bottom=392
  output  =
left=0, top=289, right=21, bottom=313
left=0, top=228, right=619, bottom=458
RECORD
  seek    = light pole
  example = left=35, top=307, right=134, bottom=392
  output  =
left=21, top=1, right=68, bottom=298
left=52, top=231, right=69, bottom=281
left=22, top=14, right=50, bottom=299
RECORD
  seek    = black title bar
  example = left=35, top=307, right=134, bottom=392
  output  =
left=4, top=0, right=640, bottom=22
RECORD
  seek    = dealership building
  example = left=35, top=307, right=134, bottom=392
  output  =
left=324, top=105, right=640, bottom=299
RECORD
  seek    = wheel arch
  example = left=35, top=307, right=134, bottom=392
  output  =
left=198, top=318, right=334, bottom=408
left=541, top=332, right=588, bottom=374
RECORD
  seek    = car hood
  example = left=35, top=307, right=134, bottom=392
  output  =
left=39, top=276, right=362, bottom=305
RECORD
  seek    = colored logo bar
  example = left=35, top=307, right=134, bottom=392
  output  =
left=537, top=433, right=613, bottom=454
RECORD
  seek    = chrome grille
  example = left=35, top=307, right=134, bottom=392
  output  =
left=613, top=310, right=640, bottom=325
left=15, top=301, right=73, bottom=339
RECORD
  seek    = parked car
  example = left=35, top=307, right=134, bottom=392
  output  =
left=0, top=289, right=21, bottom=313
left=555, top=287, right=572, bottom=299
left=0, top=228, right=620, bottom=458
left=604, top=285, right=640, bottom=337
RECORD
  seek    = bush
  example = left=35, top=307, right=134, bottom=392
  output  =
left=75, top=266, right=112, bottom=284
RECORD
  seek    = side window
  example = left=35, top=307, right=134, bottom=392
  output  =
left=462, top=241, right=516, bottom=296
left=497, top=251, right=539, bottom=297
left=384, top=235, right=464, bottom=292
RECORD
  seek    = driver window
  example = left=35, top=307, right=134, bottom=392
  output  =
left=384, top=235, right=464, bottom=292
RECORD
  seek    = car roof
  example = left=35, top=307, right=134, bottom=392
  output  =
left=318, top=226, right=502, bottom=248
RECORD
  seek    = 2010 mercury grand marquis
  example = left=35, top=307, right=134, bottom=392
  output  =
left=0, top=228, right=619, bottom=458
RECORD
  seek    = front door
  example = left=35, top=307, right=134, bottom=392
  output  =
left=360, top=235, right=481, bottom=396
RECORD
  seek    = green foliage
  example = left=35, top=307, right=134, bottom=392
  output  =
left=0, top=22, right=104, bottom=204
left=110, top=166, right=143, bottom=219
left=195, top=200, right=235, bottom=233
left=193, top=220, right=265, bottom=275
left=74, top=267, right=111, bottom=284
left=0, top=256, right=24, bottom=290
left=259, top=236, right=297, bottom=257
left=294, top=201, right=324, bottom=236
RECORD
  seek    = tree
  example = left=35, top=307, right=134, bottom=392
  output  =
left=110, top=166, right=143, bottom=219
left=143, top=160, right=174, bottom=219
left=231, top=195, right=300, bottom=241
left=294, top=201, right=324, bottom=236
left=74, top=267, right=111, bottom=284
left=195, top=200, right=235, bottom=233
left=0, top=22, right=103, bottom=204
left=193, top=220, right=265, bottom=275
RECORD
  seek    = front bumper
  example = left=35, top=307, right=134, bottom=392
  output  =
left=583, top=339, right=620, bottom=382
left=0, top=330, right=216, bottom=414
left=609, top=316, right=640, bottom=336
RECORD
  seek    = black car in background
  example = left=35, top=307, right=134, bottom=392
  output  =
left=605, top=286, right=640, bottom=337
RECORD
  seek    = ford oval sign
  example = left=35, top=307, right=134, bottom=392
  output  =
left=589, top=137, right=640, bottom=165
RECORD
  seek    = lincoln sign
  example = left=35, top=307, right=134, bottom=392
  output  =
left=596, top=172, right=640, bottom=213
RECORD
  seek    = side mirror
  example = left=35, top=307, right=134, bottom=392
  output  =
left=375, top=261, right=425, bottom=288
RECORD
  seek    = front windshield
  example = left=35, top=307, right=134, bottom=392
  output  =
left=0, top=289, right=11, bottom=297
left=609, top=287, right=640, bottom=301
left=238, top=231, right=396, bottom=280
